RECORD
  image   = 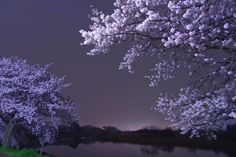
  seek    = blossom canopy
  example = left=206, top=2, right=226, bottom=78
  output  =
left=0, top=57, right=79, bottom=145
left=80, top=0, right=236, bottom=138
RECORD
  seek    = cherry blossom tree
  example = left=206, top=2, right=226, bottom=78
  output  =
left=80, top=0, right=236, bottom=138
left=0, top=57, right=79, bottom=146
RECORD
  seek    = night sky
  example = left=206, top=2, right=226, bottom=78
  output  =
left=0, top=0, right=188, bottom=130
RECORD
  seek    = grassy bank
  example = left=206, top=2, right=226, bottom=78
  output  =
left=0, top=147, right=49, bottom=157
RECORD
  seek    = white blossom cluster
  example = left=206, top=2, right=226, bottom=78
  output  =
left=81, top=0, right=236, bottom=138
left=156, top=81, right=236, bottom=139
left=0, top=57, right=79, bottom=145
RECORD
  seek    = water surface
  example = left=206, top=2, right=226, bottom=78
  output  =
left=42, top=142, right=230, bottom=157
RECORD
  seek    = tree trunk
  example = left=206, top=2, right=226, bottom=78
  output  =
left=3, top=122, right=14, bottom=147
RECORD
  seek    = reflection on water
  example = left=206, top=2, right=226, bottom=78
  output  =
left=140, top=145, right=174, bottom=155
left=42, top=142, right=230, bottom=157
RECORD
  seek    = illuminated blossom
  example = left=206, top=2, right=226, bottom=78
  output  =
left=81, top=0, right=236, bottom=138
left=0, top=57, right=79, bottom=145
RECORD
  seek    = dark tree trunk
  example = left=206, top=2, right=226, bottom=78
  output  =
left=3, top=122, right=14, bottom=147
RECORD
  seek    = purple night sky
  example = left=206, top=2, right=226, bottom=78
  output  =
left=0, top=0, right=187, bottom=130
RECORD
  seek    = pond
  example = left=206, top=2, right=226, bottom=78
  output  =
left=42, top=142, right=232, bottom=157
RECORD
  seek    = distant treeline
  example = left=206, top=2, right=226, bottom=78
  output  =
left=57, top=124, right=236, bottom=150
left=11, top=123, right=236, bottom=153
